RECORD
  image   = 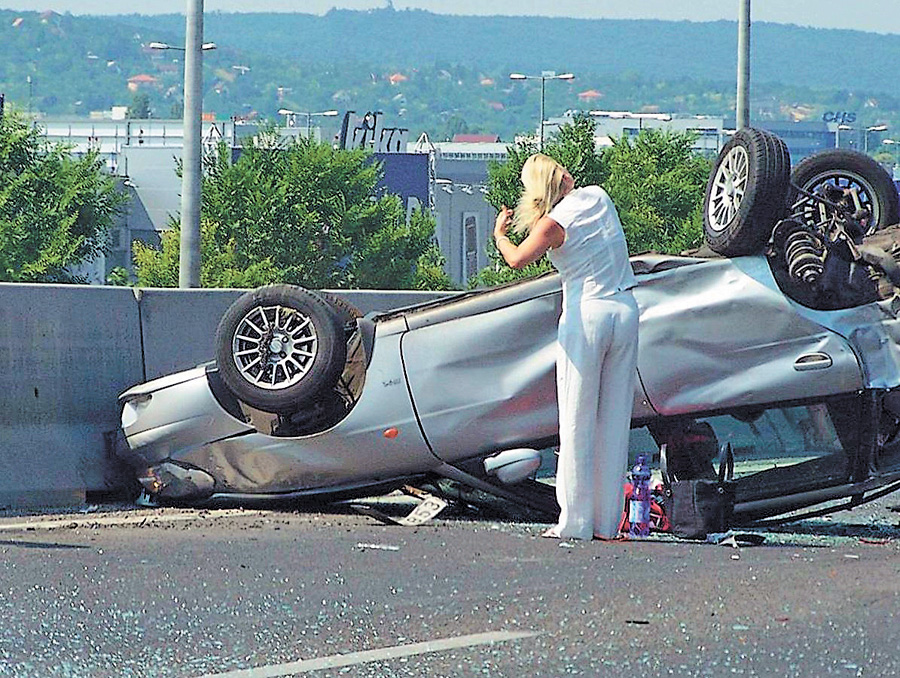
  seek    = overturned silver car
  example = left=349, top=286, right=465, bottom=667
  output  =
left=118, top=129, right=900, bottom=524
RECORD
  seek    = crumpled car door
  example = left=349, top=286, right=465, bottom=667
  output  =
left=634, top=256, right=865, bottom=416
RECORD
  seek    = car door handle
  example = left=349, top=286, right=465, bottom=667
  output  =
left=793, top=352, right=833, bottom=371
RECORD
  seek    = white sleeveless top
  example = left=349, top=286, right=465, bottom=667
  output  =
left=547, top=185, right=637, bottom=299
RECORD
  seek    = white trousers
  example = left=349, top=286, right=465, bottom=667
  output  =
left=554, top=289, right=639, bottom=540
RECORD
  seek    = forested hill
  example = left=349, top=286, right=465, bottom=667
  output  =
left=121, top=8, right=898, bottom=92
left=1, top=7, right=899, bottom=141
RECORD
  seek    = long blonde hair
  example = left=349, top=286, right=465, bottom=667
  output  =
left=513, top=154, right=568, bottom=234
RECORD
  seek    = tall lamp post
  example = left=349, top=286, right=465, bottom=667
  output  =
left=883, top=139, right=899, bottom=167
left=149, top=2, right=216, bottom=288
left=865, top=124, right=888, bottom=154
left=277, top=109, right=339, bottom=139
left=182, top=0, right=205, bottom=288
left=509, top=71, right=574, bottom=150
left=835, top=123, right=853, bottom=148
left=736, top=0, right=751, bottom=130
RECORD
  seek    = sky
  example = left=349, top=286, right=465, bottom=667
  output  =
left=0, top=0, right=899, bottom=35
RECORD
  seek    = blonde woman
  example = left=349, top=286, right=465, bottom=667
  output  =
left=493, top=153, right=639, bottom=540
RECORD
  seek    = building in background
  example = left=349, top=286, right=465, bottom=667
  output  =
left=42, top=117, right=241, bottom=284
left=41, top=113, right=440, bottom=284
left=42, top=109, right=881, bottom=288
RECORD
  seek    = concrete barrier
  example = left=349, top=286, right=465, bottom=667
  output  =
left=0, top=284, right=143, bottom=507
left=0, top=283, right=454, bottom=508
left=137, top=287, right=452, bottom=381
left=137, top=288, right=244, bottom=381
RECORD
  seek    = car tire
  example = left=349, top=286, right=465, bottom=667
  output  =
left=318, top=291, right=363, bottom=329
left=789, top=149, right=900, bottom=234
left=703, top=128, right=792, bottom=257
left=215, top=285, right=347, bottom=415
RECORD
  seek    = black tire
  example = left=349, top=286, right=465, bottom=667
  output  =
left=215, top=285, right=347, bottom=414
left=789, top=149, right=900, bottom=234
left=317, top=291, right=363, bottom=330
left=703, top=128, right=792, bottom=257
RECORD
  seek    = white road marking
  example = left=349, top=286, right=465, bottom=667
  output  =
left=0, top=509, right=270, bottom=532
left=195, top=630, right=540, bottom=678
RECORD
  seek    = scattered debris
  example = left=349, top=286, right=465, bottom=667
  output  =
left=707, top=531, right=766, bottom=547
left=135, top=491, right=159, bottom=508
left=351, top=486, right=448, bottom=527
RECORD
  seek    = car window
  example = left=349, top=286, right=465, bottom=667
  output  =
left=630, top=394, right=860, bottom=503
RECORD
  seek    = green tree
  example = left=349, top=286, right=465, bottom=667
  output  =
left=0, top=109, right=126, bottom=282
left=127, top=92, right=151, bottom=119
left=133, top=133, right=452, bottom=290
left=602, top=128, right=709, bottom=254
left=133, top=219, right=280, bottom=288
left=472, top=118, right=709, bottom=287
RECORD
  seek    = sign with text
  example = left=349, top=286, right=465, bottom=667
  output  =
left=342, top=110, right=409, bottom=153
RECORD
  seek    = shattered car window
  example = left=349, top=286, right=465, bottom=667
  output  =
left=631, top=394, right=860, bottom=503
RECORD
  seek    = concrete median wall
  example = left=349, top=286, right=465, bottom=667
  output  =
left=0, top=284, right=452, bottom=509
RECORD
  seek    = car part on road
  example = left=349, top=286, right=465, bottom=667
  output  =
left=789, top=149, right=900, bottom=235
left=214, top=285, right=347, bottom=415
left=703, top=127, right=791, bottom=257
left=483, top=448, right=543, bottom=484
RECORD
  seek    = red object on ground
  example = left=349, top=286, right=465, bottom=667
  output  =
left=619, top=481, right=671, bottom=534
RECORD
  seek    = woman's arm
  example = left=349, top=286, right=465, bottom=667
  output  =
left=493, top=209, right=565, bottom=269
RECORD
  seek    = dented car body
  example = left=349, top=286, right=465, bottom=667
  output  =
left=119, top=251, right=900, bottom=524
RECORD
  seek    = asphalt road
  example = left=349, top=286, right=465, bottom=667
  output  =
left=0, top=493, right=898, bottom=678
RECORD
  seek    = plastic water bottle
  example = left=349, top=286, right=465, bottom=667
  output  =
left=629, top=454, right=652, bottom=537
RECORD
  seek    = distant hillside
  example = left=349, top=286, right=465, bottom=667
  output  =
left=121, top=8, right=899, bottom=93
left=1, top=8, right=898, bottom=142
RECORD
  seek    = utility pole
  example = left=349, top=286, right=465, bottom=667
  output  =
left=180, top=0, right=204, bottom=288
left=736, top=0, right=751, bottom=130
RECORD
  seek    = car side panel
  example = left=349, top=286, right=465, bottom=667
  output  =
left=124, top=333, right=438, bottom=495
left=401, top=289, right=655, bottom=463
left=634, top=256, right=865, bottom=416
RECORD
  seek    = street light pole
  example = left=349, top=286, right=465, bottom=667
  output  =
left=736, top=0, right=751, bottom=130
left=836, top=123, right=852, bottom=148
left=277, top=109, right=339, bottom=140
left=180, top=0, right=204, bottom=288
left=865, top=124, right=888, bottom=154
left=148, top=32, right=216, bottom=288
left=539, top=76, right=546, bottom=150
left=306, top=110, right=338, bottom=140
left=509, top=71, right=574, bottom=150
left=883, top=139, right=899, bottom=167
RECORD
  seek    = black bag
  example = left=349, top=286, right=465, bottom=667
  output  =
left=661, top=441, right=735, bottom=540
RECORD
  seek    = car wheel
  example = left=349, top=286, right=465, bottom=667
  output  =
left=703, top=128, right=791, bottom=257
left=789, top=149, right=900, bottom=235
left=318, top=291, right=363, bottom=329
left=215, top=285, right=347, bottom=414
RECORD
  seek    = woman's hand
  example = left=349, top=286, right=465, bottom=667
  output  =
left=494, top=206, right=513, bottom=240
left=495, top=214, right=565, bottom=270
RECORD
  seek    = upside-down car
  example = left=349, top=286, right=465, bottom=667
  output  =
left=119, top=129, right=900, bottom=524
